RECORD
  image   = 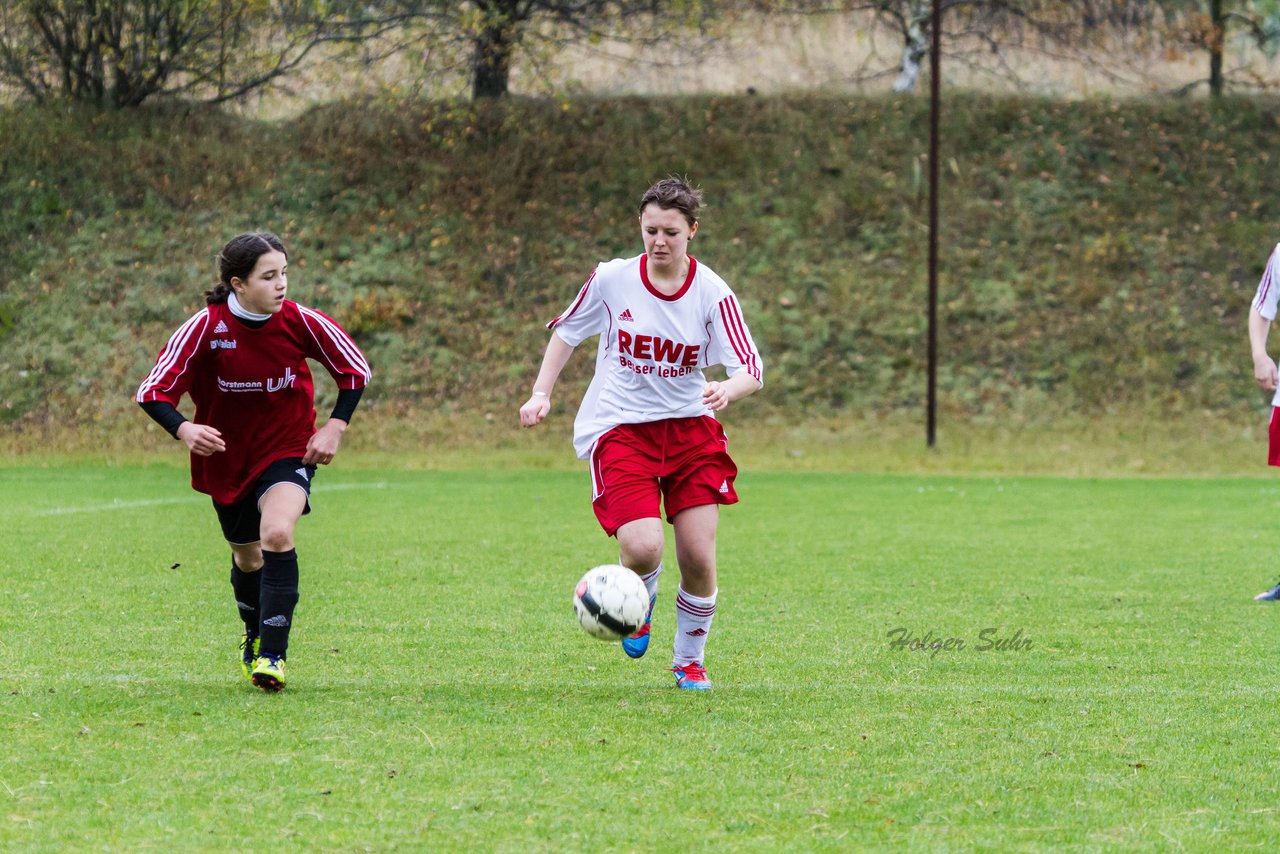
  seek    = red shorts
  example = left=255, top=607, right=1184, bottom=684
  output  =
left=589, top=416, right=739, bottom=536
left=1270, top=408, right=1280, bottom=466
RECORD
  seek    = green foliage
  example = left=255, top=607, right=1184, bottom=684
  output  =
left=1, top=93, right=1276, bottom=433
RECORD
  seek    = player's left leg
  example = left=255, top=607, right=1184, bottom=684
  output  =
left=661, top=416, right=737, bottom=689
left=251, top=476, right=310, bottom=692
left=670, top=504, right=719, bottom=690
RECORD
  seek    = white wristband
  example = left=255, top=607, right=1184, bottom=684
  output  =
left=532, top=391, right=549, bottom=397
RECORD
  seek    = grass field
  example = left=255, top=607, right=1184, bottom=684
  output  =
left=5, top=456, right=1280, bottom=851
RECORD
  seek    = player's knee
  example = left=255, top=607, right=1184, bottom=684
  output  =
left=679, top=556, right=715, bottom=581
left=620, top=535, right=663, bottom=571
left=232, top=547, right=264, bottom=573
left=259, top=522, right=295, bottom=553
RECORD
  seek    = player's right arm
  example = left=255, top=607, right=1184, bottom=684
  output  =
left=175, top=422, right=226, bottom=456
left=1250, top=307, right=1278, bottom=392
left=1251, top=245, right=1280, bottom=392
left=521, top=265, right=605, bottom=428
left=520, top=333, right=575, bottom=427
left=136, top=309, right=225, bottom=454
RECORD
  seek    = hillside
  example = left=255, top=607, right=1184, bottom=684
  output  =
left=1, top=94, right=1275, bottom=451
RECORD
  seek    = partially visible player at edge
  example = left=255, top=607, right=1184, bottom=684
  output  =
left=1250, top=242, right=1280, bottom=600
left=519, top=178, right=764, bottom=690
left=136, top=232, right=371, bottom=691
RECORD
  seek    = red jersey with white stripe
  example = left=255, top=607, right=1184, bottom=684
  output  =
left=1254, top=243, right=1280, bottom=406
left=548, top=254, right=763, bottom=459
left=136, top=300, right=371, bottom=504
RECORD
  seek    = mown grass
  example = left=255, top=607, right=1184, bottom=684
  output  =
left=2, top=406, right=1270, bottom=479
left=5, top=461, right=1280, bottom=850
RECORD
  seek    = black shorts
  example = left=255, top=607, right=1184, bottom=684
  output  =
left=213, top=458, right=316, bottom=545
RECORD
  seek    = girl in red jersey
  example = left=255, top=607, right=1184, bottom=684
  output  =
left=519, top=178, right=764, bottom=690
left=137, top=232, right=371, bottom=692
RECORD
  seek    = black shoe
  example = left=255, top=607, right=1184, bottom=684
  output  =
left=1254, top=582, right=1280, bottom=601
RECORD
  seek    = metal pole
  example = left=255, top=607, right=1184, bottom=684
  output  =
left=927, top=0, right=941, bottom=447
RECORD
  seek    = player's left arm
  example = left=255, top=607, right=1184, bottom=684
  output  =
left=703, top=371, right=763, bottom=412
left=298, top=305, right=373, bottom=389
left=703, top=292, right=764, bottom=412
left=304, top=416, right=347, bottom=466
left=304, top=386, right=362, bottom=465
left=298, top=306, right=372, bottom=465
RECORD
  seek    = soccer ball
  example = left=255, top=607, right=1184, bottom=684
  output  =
left=572, top=564, right=649, bottom=641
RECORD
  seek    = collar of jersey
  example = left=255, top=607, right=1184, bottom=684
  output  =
left=228, top=292, right=273, bottom=323
left=640, top=254, right=697, bottom=301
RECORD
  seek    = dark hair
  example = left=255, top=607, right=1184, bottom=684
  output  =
left=205, top=232, right=288, bottom=305
left=638, top=177, right=702, bottom=227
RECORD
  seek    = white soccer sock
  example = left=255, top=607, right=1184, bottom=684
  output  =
left=640, top=563, right=662, bottom=601
left=673, top=586, right=717, bottom=666
left=621, top=557, right=662, bottom=601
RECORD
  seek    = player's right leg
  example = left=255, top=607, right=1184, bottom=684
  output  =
left=616, top=520, right=664, bottom=658
left=215, top=499, right=265, bottom=681
left=230, top=544, right=264, bottom=680
left=591, top=426, right=664, bottom=659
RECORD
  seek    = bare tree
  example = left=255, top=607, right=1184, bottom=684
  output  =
left=857, top=1, right=1097, bottom=94
left=374, top=1, right=718, bottom=100
left=819, top=0, right=1228, bottom=96
left=1194, top=0, right=1280, bottom=97
left=890, top=0, right=931, bottom=92
left=0, top=0, right=384, bottom=107
left=1120, top=0, right=1280, bottom=97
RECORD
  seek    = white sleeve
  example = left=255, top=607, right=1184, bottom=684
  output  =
left=1254, top=244, right=1280, bottom=321
left=546, top=267, right=605, bottom=347
left=705, top=293, right=763, bottom=386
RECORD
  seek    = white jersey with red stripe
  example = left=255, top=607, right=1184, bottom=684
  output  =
left=136, top=298, right=371, bottom=504
left=548, top=253, right=764, bottom=459
left=1254, top=243, right=1280, bottom=405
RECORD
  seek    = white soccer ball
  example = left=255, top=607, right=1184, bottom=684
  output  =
left=572, top=564, right=650, bottom=641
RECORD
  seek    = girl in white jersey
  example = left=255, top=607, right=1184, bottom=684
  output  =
left=1249, top=242, right=1280, bottom=600
left=519, top=178, right=764, bottom=689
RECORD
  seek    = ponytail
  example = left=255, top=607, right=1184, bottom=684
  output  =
left=205, top=282, right=232, bottom=305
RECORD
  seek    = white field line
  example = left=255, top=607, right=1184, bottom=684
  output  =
left=30, top=482, right=389, bottom=516
left=34, top=496, right=206, bottom=515
left=0, top=676, right=1274, bottom=699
